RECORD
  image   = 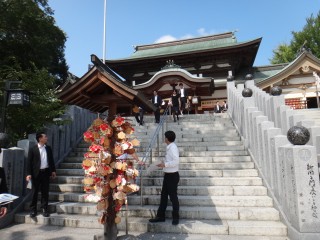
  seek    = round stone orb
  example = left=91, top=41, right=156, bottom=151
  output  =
left=245, top=74, right=253, bottom=80
left=0, top=132, right=10, bottom=149
left=227, top=75, right=234, bottom=82
left=287, top=126, right=310, bottom=145
left=242, top=88, right=253, bottom=97
left=270, top=86, right=282, bottom=96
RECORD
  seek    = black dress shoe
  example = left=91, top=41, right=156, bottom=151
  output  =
left=42, top=210, right=50, bottom=217
left=149, top=217, right=165, bottom=223
left=30, top=211, right=37, bottom=218
left=172, top=219, right=179, bottom=225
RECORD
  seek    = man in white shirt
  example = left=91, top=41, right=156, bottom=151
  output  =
left=151, top=91, right=162, bottom=123
left=178, top=83, right=187, bottom=115
left=149, top=131, right=180, bottom=225
left=26, top=132, right=56, bottom=217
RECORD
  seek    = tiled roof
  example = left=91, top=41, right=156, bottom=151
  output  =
left=253, top=64, right=288, bottom=84
left=109, top=32, right=260, bottom=60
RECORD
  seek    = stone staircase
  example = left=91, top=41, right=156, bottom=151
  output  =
left=15, top=114, right=288, bottom=239
left=296, top=108, right=320, bottom=126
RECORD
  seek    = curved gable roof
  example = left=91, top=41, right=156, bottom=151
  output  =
left=57, top=55, right=156, bottom=113
left=256, top=51, right=320, bottom=89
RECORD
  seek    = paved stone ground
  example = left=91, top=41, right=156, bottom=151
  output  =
left=0, top=223, right=290, bottom=240
left=0, top=224, right=213, bottom=240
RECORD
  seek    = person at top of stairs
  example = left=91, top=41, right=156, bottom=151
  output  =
left=149, top=130, right=180, bottom=225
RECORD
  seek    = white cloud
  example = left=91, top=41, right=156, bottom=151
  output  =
left=197, top=28, right=207, bottom=36
left=154, top=35, right=177, bottom=43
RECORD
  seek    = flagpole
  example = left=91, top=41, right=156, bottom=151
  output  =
left=103, top=0, right=107, bottom=63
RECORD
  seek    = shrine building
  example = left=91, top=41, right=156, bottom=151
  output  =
left=57, top=31, right=320, bottom=115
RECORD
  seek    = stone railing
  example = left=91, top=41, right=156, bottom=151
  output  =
left=0, top=105, right=96, bottom=227
left=227, top=77, right=320, bottom=240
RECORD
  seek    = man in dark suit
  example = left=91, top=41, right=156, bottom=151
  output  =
left=0, top=162, right=9, bottom=218
left=26, top=132, right=56, bottom=217
left=178, top=83, right=188, bottom=115
left=152, top=90, right=162, bottom=123
left=214, top=101, right=221, bottom=113
left=221, top=100, right=228, bottom=113
left=133, top=105, right=145, bottom=126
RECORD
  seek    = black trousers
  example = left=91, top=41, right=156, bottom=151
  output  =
left=134, top=109, right=144, bottom=124
left=154, top=106, right=160, bottom=123
left=180, top=97, right=186, bottom=112
left=157, top=172, right=180, bottom=218
left=30, top=168, right=50, bottom=211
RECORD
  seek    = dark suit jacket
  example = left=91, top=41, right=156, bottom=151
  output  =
left=152, top=95, right=162, bottom=107
left=214, top=104, right=221, bottom=113
left=0, top=167, right=8, bottom=193
left=27, top=145, right=56, bottom=178
left=178, top=88, right=188, bottom=98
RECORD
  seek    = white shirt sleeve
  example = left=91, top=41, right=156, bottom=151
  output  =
left=164, top=143, right=179, bottom=171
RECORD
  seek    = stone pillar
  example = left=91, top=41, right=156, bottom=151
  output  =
left=280, top=144, right=320, bottom=232
left=272, top=135, right=289, bottom=201
left=264, top=128, right=282, bottom=192
left=246, top=107, right=258, bottom=149
left=270, top=95, right=285, bottom=128
left=289, top=114, right=304, bottom=129
left=0, top=148, right=25, bottom=206
left=241, top=98, right=255, bottom=148
left=249, top=111, right=263, bottom=160
left=279, top=105, right=291, bottom=134
left=253, top=115, right=268, bottom=164
left=258, top=120, right=274, bottom=178
left=281, top=126, right=320, bottom=232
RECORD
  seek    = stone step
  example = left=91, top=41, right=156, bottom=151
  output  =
left=49, top=177, right=263, bottom=192
left=48, top=186, right=268, bottom=202
left=41, top=202, right=279, bottom=221
left=56, top=169, right=258, bottom=178
left=131, top=123, right=236, bottom=132
left=147, top=169, right=258, bottom=177
left=78, top=136, right=243, bottom=145
left=14, top=213, right=287, bottom=236
left=136, top=145, right=246, bottom=152
left=59, top=162, right=254, bottom=170
left=63, top=155, right=252, bottom=164
left=130, top=195, right=274, bottom=207
left=77, top=140, right=244, bottom=149
left=143, top=185, right=268, bottom=196
left=128, top=131, right=240, bottom=139
left=131, top=151, right=250, bottom=159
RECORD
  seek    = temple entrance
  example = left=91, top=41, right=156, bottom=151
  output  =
left=307, top=97, right=319, bottom=109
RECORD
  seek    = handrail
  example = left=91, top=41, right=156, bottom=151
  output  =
left=139, top=105, right=169, bottom=206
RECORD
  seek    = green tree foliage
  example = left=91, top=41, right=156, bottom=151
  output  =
left=271, top=11, right=320, bottom=64
left=0, top=0, right=68, bottom=144
left=4, top=63, right=66, bottom=142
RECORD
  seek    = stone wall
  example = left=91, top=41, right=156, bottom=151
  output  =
left=0, top=105, right=96, bottom=198
left=228, top=79, right=320, bottom=240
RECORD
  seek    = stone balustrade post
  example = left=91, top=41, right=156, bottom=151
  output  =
left=258, top=120, right=274, bottom=179
left=264, top=128, right=282, bottom=192
left=279, top=105, right=291, bottom=134
left=249, top=111, right=263, bottom=160
left=270, top=95, right=285, bottom=128
left=253, top=115, right=268, bottom=163
left=241, top=98, right=255, bottom=148
left=246, top=107, right=258, bottom=149
left=289, top=114, right=305, bottom=129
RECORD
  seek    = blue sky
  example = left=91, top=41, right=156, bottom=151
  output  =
left=48, top=0, right=319, bottom=78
